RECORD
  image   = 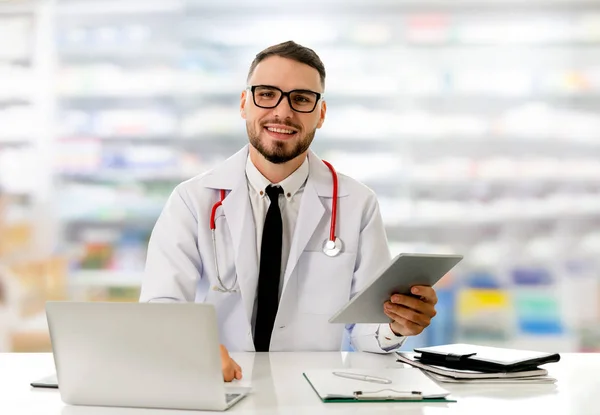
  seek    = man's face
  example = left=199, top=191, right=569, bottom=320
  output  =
left=240, top=56, right=326, bottom=164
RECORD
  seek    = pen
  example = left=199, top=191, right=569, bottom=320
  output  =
left=332, top=371, right=392, bottom=384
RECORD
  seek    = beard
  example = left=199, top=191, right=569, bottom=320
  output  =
left=247, top=120, right=316, bottom=164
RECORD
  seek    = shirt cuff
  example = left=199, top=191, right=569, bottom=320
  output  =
left=376, top=323, right=407, bottom=352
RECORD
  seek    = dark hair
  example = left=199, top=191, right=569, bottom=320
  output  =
left=247, top=40, right=326, bottom=90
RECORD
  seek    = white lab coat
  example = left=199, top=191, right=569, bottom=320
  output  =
left=140, top=145, right=397, bottom=353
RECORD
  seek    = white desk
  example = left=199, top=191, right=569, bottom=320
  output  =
left=2, top=352, right=599, bottom=414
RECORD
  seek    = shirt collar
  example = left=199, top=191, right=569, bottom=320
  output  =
left=245, top=154, right=309, bottom=200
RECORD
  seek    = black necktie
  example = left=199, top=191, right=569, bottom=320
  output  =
left=254, top=185, right=284, bottom=352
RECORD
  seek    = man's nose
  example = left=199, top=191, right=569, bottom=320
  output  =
left=271, top=95, right=295, bottom=119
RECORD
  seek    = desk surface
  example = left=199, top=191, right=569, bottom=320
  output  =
left=2, top=352, right=600, bottom=414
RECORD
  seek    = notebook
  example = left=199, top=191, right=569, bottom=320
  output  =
left=303, top=368, right=454, bottom=403
left=396, top=352, right=550, bottom=380
left=414, top=344, right=561, bottom=373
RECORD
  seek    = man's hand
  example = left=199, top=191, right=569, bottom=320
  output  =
left=220, top=344, right=242, bottom=382
left=383, top=285, right=438, bottom=336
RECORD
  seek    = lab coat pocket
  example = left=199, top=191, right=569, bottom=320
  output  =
left=297, top=251, right=356, bottom=315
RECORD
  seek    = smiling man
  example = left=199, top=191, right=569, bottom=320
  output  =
left=140, top=41, right=439, bottom=382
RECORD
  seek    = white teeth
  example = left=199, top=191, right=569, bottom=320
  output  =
left=267, top=127, right=295, bottom=134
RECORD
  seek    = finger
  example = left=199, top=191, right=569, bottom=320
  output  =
left=233, top=360, right=243, bottom=380
left=388, top=296, right=436, bottom=318
left=385, top=303, right=431, bottom=327
left=223, top=364, right=235, bottom=382
left=391, top=316, right=424, bottom=336
left=222, top=359, right=236, bottom=382
left=410, top=286, right=437, bottom=305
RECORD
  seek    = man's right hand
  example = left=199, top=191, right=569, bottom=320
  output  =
left=220, top=344, right=242, bottom=382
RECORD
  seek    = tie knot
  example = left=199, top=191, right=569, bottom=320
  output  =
left=265, top=185, right=283, bottom=201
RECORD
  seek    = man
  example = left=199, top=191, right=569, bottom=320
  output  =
left=140, top=41, right=438, bottom=381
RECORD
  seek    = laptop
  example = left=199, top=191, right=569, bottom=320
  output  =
left=42, top=301, right=249, bottom=411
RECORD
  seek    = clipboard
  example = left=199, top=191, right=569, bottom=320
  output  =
left=302, top=369, right=455, bottom=403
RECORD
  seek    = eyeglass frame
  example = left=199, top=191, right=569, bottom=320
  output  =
left=247, top=85, right=324, bottom=113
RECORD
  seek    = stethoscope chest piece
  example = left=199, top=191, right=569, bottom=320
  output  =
left=323, top=237, right=343, bottom=257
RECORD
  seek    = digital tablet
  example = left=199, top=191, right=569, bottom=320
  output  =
left=328, top=253, right=463, bottom=324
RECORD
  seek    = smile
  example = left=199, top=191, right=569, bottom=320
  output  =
left=265, top=126, right=297, bottom=135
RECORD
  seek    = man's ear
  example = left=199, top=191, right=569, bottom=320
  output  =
left=240, top=89, right=247, bottom=119
left=316, top=100, right=326, bottom=129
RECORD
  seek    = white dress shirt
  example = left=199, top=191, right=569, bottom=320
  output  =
left=245, top=154, right=308, bottom=298
left=245, top=155, right=405, bottom=351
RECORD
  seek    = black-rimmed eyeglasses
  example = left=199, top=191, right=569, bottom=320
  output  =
left=248, top=85, right=323, bottom=113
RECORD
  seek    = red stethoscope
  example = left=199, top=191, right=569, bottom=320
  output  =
left=209, top=160, right=342, bottom=293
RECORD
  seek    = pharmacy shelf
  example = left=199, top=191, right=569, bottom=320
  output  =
left=0, top=0, right=37, bottom=15
left=58, top=48, right=183, bottom=62
left=70, top=270, right=143, bottom=287
left=0, top=139, right=33, bottom=147
left=185, top=0, right=600, bottom=8
left=63, top=218, right=159, bottom=229
left=0, top=98, right=31, bottom=106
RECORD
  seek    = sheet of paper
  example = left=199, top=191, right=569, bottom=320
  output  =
left=303, top=368, right=451, bottom=400
left=424, top=371, right=557, bottom=384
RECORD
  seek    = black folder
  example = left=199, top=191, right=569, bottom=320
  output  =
left=414, top=343, right=561, bottom=373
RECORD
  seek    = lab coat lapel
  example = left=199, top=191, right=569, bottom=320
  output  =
left=205, top=145, right=258, bottom=326
left=281, top=150, right=350, bottom=293
left=281, top=152, right=329, bottom=293
left=282, top=178, right=325, bottom=293
left=221, top=180, right=258, bottom=327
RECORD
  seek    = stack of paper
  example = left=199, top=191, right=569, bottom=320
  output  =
left=396, top=353, right=557, bottom=384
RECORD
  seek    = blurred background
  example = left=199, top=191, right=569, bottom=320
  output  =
left=1, top=0, right=600, bottom=353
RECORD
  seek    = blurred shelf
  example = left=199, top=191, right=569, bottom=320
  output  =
left=0, top=139, right=33, bottom=147
left=185, top=0, right=600, bottom=13
left=0, top=0, right=36, bottom=15
left=70, top=270, right=143, bottom=287
left=0, top=98, right=31, bottom=106
left=59, top=170, right=190, bottom=183
left=385, top=210, right=600, bottom=233
left=59, top=134, right=182, bottom=143
left=63, top=217, right=159, bottom=228
left=56, top=0, right=184, bottom=16
left=58, top=94, right=180, bottom=103
left=367, top=177, right=600, bottom=193
left=58, top=47, right=184, bottom=63
left=0, top=57, right=32, bottom=65
left=320, top=137, right=600, bottom=157
left=58, top=134, right=246, bottom=150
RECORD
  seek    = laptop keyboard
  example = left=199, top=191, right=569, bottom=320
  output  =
left=226, top=393, right=240, bottom=403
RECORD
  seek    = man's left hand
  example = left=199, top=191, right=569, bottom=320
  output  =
left=383, top=285, right=438, bottom=336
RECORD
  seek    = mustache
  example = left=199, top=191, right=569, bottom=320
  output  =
left=261, top=119, right=302, bottom=131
